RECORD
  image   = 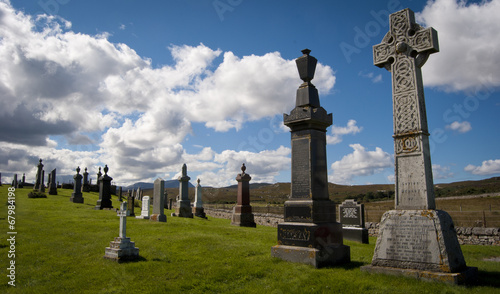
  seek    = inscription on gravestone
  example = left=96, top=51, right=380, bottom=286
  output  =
left=291, top=138, right=310, bottom=198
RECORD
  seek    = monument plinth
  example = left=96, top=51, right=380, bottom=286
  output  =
left=104, top=202, right=139, bottom=262
left=360, top=8, right=477, bottom=284
left=271, top=49, right=350, bottom=268
left=173, top=164, right=193, bottom=218
left=231, top=164, right=256, bottom=227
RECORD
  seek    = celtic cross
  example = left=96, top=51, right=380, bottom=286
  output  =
left=373, top=8, right=439, bottom=210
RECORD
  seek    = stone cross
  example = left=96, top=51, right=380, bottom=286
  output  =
left=373, top=8, right=439, bottom=210
left=118, top=202, right=128, bottom=238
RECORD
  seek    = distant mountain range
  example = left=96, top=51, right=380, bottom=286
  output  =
left=124, top=180, right=194, bottom=190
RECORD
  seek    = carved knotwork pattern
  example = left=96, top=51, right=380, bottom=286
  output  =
left=395, top=135, right=421, bottom=154
left=412, top=29, right=433, bottom=51
left=394, top=92, right=418, bottom=133
left=342, top=207, right=358, bottom=218
left=391, top=11, right=410, bottom=44
left=394, top=58, right=415, bottom=93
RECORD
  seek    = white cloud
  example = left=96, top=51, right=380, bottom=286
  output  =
left=119, top=24, right=126, bottom=30
left=432, top=164, right=454, bottom=179
left=417, top=0, right=500, bottom=92
left=465, top=159, right=500, bottom=175
left=358, top=71, right=382, bottom=83
left=0, top=2, right=335, bottom=186
left=445, top=121, right=472, bottom=133
left=327, top=119, right=362, bottom=145
left=329, top=144, right=392, bottom=184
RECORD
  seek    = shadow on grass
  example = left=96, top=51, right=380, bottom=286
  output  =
left=476, top=269, right=500, bottom=288
left=106, top=256, right=148, bottom=264
left=329, top=261, right=366, bottom=270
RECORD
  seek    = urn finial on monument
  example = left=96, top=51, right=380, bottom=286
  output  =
left=76, top=166, right=80, bottom=174
left=295, top=48, right=320, bottom=108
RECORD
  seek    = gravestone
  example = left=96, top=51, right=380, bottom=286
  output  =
left=40, top=170, right=45, bottom=192
left=95, top=165, right=113, bottom=210
left=339, top=199, right=368, bottom=244
left=34, top=159, right=43, bottom=191
left=13, top=174, right=18, bottom=188
left=169, top=198, right=173, bottom=210
left=127, top=190, right=135, bottom=217
left=271, top=49, right=350, bottom=268
left=118, top=187, right=123, bottom=202
left=0, top=172, right=2, bottom=185
left=104, top=201, right=140, bottom=262
left=22, top=173, right=25, bottom=185
left=231, top=164, right=256, bottom=227
left=82, top=168, right=90, bottom=192
left=96, top=167, right=102, bottom=187
left=173, top=164, right=193, bottom=218
left=69, top=167, right=84, bottom=203
left=151, top=178, right=167, bottom=222
left=163, top=190, right=169, bottom=209
left=48, top=169, right=57, bottom=195
left=193, top=178, right=207, bottom=219
left=360, top=8, right=477, bottom=284
left=136, top=196, right=150, bottom=219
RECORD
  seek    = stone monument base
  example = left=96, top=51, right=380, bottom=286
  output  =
left=360, top=265, right=478, bottom=285
left=150, top=214, right=166, bottom=222
left=271, top=222, right=350, bottom=268
left=342, top=227, right=369, bottom=244
left=135, top=215, right=149, bottom=220
left=365, top=209, right=478, bottom=284
left=104, top=237, right=139, bottom=262
left=193, top=207, right=207, bottom=219
left=272, top=244, right=350, bottom=268
left=94, top=200, right=113, bottom=210
left=69, top=193, right=84, bottom=203
left=174, top=202, right=193, bottom=218
left=231, top=205, right=256, bottom=227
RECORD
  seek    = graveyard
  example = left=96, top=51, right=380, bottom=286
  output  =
left=0, top=185, right=499, bottom=293
left=1, top=2, right=500, bottom=293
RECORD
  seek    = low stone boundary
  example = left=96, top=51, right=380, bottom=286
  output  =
left=204, top=208, right=499, bottom=246
left=365, top=222, right=499, bottom=246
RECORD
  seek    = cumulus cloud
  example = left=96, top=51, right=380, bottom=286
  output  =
left=432, top=164, right=454, bottom=179
left=417, top=0, right=500, bottom=92
left=327, top=119, right=362, bottom=145
left=0, top=2, right=332, bottom=186
left=464, top=159, right=500, bottom=175
left=329, top=144, right=392, bottom=184
left=358, top=71, right=382, bottom=83
left=445, top=121, right=472, bottom=133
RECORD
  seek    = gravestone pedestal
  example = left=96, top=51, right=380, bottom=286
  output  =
left=104, top=202, right=139, bottom=262
left=271, top=49, right=349, bottom=268
left=361, top=8, right=477, bottom=284
left=70, top=167, right=84, bottom=203
left=173, top=164, right=193, bottom=218
left=231, top=164, right=255, bottom=227
left=95, top=165, right=113, bottom=210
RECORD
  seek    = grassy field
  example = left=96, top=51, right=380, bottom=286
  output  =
left=1, top=186, right=499, bottom=293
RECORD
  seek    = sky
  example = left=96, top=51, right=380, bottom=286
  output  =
left=0, top=0, right=499, bottom=187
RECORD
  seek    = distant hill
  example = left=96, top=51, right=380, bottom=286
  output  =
left=124, top=180, right=194, bottom=190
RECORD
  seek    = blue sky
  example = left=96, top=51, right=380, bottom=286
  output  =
left=1, top=0, right=499, bottom=187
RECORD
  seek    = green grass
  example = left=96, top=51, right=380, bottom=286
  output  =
left=0, top=186, right=499, bottom=293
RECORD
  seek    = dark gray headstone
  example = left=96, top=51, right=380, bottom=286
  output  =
left=271, top=49, right=350, bottom=268
left=95, top=165, right=113, bottom=210
left=70, top=167, right=84, bottom=203
left=173, top=164, right=193, bottom=218
left=339, top=199, right=368, bottom=244
left=48, top=169, right=57, bottom=195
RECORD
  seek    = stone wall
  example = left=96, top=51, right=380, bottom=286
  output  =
left=205, top=208, right=499, bottom=246
left=365, top=222, right=500, bottom=246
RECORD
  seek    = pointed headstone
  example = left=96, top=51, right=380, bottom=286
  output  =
left=48, top=169, right=57, bottom=195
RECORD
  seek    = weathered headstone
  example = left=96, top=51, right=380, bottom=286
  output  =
left=127, top=190, right=135, bottom=217
left=231, top=164, right=256, bottom=227
left=169, top=198, right=173, bottom=210
left=69, top=167, right=84, bottom=203
left=151, top=178, right=167, bottom=222
left=95, top=165, right=113, bottom=210
left=136, top=196, right=150, bottom=219
left=34, top=159, right=43, bottom=191
left=82, top=167, right=90, bottom=192
left=118, top=186, right=123, bottom=202
left=339, top=199, right=368, bottom=244
left=96, top=167, right=102, bottom=187
left=271, top=49, right=350, bottom=268
left=173, top=164, right=193, bottom=218
left=0, top=172, right=2, bottom=185
left=163, top=190, right=169, bottom=209
left=193, top=178, right=207, bottom=218
left=48, top=169, right=57, bottom=195
left=40, top=170, right=45, bottom=192
left=22, top=173, right=25, bottom=185
left=13, top=174, right=18, bottom=188
left=104, top=201, right=139, bottom=262
left=360, top=8, right=477, bottom=284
